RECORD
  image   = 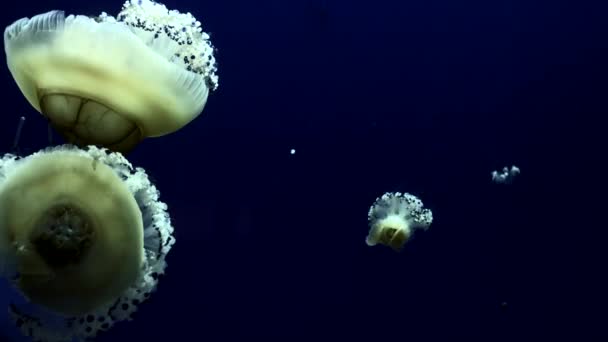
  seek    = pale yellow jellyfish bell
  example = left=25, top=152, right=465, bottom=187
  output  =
left=4, top=0, right=219, bottom=153
left=0, top=144, right=175, bottom=341
left=366, top=192, right=433, bottom=252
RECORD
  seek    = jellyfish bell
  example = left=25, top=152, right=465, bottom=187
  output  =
left=366, top=192, right=433, bottom=252
left=0, top=144, right=175, bottom=341
left=4, top=0, right=219, bottom=154
left=0, top=149, right=143, bottom=315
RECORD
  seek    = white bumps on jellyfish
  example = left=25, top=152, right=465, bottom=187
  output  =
left=366, top=192, right=433, bottom=252
left=4, top=0, right=218, bottom=153
left=114, top=0, right=218, bottom=88
left=0, top=145, right=175, bottom=342
left=491, top=165, right=520, bottom=184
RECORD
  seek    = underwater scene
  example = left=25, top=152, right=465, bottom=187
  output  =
left=0, top=0, right=606, bottom=341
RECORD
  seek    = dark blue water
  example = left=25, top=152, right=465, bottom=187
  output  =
left=0, top=0, right=606, bottom=341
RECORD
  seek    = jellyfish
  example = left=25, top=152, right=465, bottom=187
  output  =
left=491, top=165, right=520, bottom=184
left=366, top=192, right=433, bottom=252
left=4, top=0, right=219, bottom=153
left=0, top=144, right=175, bottom=341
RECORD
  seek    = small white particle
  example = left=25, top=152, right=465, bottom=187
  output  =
left=290, top=149, right=296, bottom=155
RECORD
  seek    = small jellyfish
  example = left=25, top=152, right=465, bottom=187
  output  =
left=491, top=165, right=520, bottom=184
left=4, top=0, right=218, bottom=153
left=0, top=144, right=175, bottom=341
left=366, top=192, right=433, bottom=252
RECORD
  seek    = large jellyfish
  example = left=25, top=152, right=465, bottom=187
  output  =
left=0, top=144, right=175, bottom=341
left=366, top=192, right=433, bottom=252
left=4, top=0, right=219, bottom=153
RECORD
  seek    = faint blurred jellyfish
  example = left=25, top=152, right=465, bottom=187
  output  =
left=0, top=144, right=175, bottom=341
left=491, top=165, right=520, bottom=184
left=4, top=0, right=219, bottom=153
left=366, top=192, right=433, bottom=252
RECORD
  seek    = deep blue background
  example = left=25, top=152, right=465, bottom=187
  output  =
left=0, top=0, right=606, bottom=341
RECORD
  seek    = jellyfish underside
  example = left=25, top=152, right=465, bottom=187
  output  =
left=41, top=94, right=143, bottom=154
left=0, top=144, right=175, bottom=341
left=16, top=203, right=100, bottom=315
left=0, top=151, right=144, bottom=316
left=28, top=203, right=95, bottom=270
left=368, top=221, right=410, bottom=252
left=376, top=224, right=409, bottom=251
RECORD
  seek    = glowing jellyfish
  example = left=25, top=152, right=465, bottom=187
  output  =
left=491, top=165, right=520, bottom=184
left=0, top=145, right=175, bottom=341
left=4, top=0, right=219, bottom=153
left=366, top=192, right=433, bottom=252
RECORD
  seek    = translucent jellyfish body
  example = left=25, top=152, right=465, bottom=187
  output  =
left=0, top=145, right=175, bottom=341
left=4, top=0, right=219, bottom=153
left=366, top=192, right=433, bottom=251
left=491, top=165, right=520, bottom=184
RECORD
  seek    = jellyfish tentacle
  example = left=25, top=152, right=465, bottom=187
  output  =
left=11, top=116, right=25, bottom=155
